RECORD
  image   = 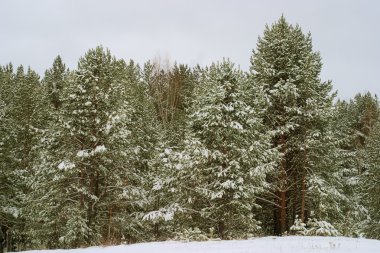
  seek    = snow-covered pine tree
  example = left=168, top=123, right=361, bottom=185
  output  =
left=27, top=47, right=154, bottom=248
left=141, top=61, right=198, bottom=240
left=250, top=16, right=337, bottom=234
left=351, top=93, right=379, bottom=150
left=0, top=65, right=47, bottom=251
left=109, top=59, right=160, bottom=243
left=148, top=60, right=277, bottom=239
left=43, top=55, right=69, bottom=110
left=327, top=94, right=379, bottom=236
left=145, top=60, right=196, bottom=136
left=22, top=57, right=71, bottom=249
left=362, top=119, right=380, bottom=239
left=333, top=93, right=380, bottom=238
left=0, top=64, right=16, bottom=252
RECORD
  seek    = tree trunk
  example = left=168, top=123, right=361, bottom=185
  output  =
left=87, top=172, right=95, bottom=228
left=273, top=197, right=280, bottom=235
left=280, top=190, right=287, bottom=234
left=108, top=206, right=113, bottom=241
left=301, top=148, right=307, bottom=222
left=218, top=220, right=226, bottom=239
left=293, top=172, right=298, bottom=223
left=300, top=174, right=306, bottom=222
left=279, top=135, right=287, bottom=234
left=80, top=170, right=84, bottom=207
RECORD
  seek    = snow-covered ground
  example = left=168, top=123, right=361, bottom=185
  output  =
left=15, top=236, right=380, bottom=253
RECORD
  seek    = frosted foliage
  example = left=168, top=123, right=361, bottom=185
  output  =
left=174, top=227, right=209, bottom=241
left=290, top=218, right=339, bottom=237
left=143, top=203, right=182, bottom=222
left=0, top=99, right=5, bottom=119
left=306, top=219, right=340, bottom=237
left=154, top=60, right=278, bottom=238
left=57, top=161, right=75, bottom=170
left=290, top=218, right=307, bottom=235
left=2, top=206, right=20, bottom=218
left=19, top=47, right=154, bottom=248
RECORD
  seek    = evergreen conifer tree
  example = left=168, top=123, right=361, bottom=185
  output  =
left=27, top=47, right=157, bottom=248
left=362, top=119, right=380, bottom=239
left=250, top=16, right=337, bottom=234
left=0, top=65, right=47, bottom=251
left=44, top=55, right=68, bottom=110
left=147, top=60, right=277, bottom=239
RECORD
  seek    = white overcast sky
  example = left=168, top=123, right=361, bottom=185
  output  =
left=1, top=0, right=379, bottom=99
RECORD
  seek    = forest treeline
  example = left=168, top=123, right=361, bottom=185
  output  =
left=0, top=16, right=379, bottom=251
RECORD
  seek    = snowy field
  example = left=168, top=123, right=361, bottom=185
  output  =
left=15, top=236, right=380, bottom=253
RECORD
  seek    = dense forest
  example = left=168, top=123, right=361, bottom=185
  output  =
left=0, top=16, right=379, bottom=251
